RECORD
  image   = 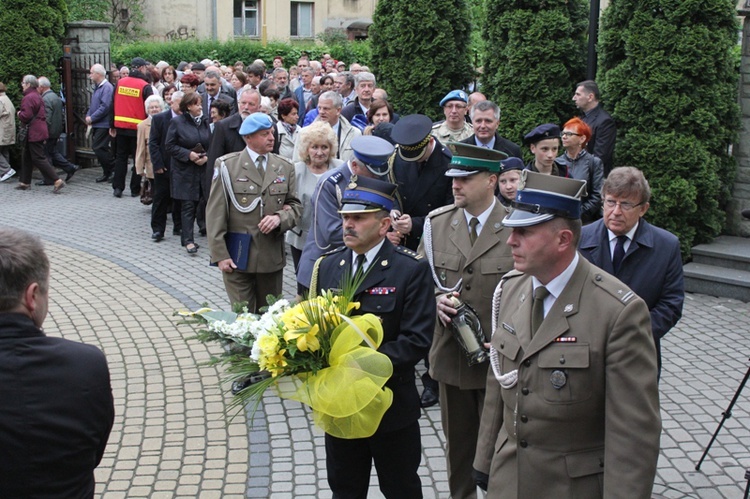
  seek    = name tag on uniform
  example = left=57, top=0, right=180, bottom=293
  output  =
left=236, top=177, right=249, bottom=182
left=366, top=287, right=396, bottom=295
left=502, top=323, right=515, bottom=335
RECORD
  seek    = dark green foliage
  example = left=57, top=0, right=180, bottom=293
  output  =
left=112, top=39, right=371, bottom=71
left=67, top=0, right=145, bottom=43
left=370, top=0, right=473, bottom=120
left=482, top=0, right=588, bottom=149
left=599, top=0, right=740, bottom=258
left=0, top=0, right=67, bottom=104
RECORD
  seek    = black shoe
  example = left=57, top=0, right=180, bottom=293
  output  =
left=199, top=228, right=207, bottom=237
left=186, top=243, right=199, bottom=254
left=151, top=232, right=164, bottom=242
left=95, top=174, right=111, bottom=183
left=65, top=165, right=80, bottom=182
left=131, top=191, right=140, bottom=197
left=113, top=188, right=123, bottom=198
left=36, top=180, right=55, bottom=186
left=420, top=386, right=439, bottom=408
left=173, top=227, right=182, bottom=236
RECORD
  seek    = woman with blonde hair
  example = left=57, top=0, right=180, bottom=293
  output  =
left=286, top=121, right=343, bottom=292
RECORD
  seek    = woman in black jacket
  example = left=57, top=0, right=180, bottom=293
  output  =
left=165, top=92, right=210, bottom=253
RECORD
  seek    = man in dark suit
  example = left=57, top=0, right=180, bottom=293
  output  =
left=573, top=80, right=616, bottom=176
left=460, top=100, right=522, bottom=159
left=149, top=90, right=183, bottom=241
left=293, top=67, right=315, bottom=125
left=0, top=227, right=114, bottom=498
left=578, top=166, right=684, bottom=374
left=201, top=71, right=236, bottom=122
left=313, top=176, right=436, bottom=499
left=419, top=143, right=515, bottom=499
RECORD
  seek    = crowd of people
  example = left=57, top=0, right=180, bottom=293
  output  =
left=0, top=52, right=687, bottom=499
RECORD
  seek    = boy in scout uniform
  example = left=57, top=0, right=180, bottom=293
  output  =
left=206, top=112, right=301, bottom=313
left=418, top=143, right=515, bottom=499
left=474, top=171, right=661, bottom=498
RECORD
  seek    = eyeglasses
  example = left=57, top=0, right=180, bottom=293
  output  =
left=603, top=199, right=643, bottom=212
left=560, top=131, right=580, bottom=137
left=445, top=103, right=467, bottom=110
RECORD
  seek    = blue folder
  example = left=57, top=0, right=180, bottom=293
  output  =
left=210, top=232, right=251, bottom=271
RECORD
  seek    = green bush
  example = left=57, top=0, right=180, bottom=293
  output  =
left=482, top=0, right=588, bottom=149
left=112, top=39, right=371, bottom=70
left=599, top=0, right=740, bottom=258
left=370, top=0, right=472, bottom=120
left=0, top=0, right=67, bottom=105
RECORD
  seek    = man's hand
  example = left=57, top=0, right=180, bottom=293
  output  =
left=391, top=213, right=412, bottom=235
left=154, top=168, right=165, bottom=175
left=85, top=116, right=92, bottom=125
left=386, top=231, right=402, bottom=245
left=258, top=214, right=281, bottom=234
left=109, top=128, right=116, bottom=138
left=437, top=291, right=459, bottom=327
left=218, top=258, right=237, bottom=273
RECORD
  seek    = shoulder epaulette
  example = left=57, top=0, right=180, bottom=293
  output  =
left=431, top=120, right=445, bottom=129
left=592, top=271, right=638, bottom=304
left=396, top=246, right=422, bottom=260
left=502, top=269, right=524, bottom=280
left=440, top=144, right=453, bottom=158
left=327, top=170, right=344, bottom=184
left=273, top=154, right=293, bottom=167
left=322, top=246, right=346, bottom=257
left=218, top=151, right=242, bottom=162
left=427, top=204, right=457, bottom=219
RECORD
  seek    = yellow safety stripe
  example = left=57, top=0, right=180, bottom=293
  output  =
left=114, top=116, right=143, bottom=124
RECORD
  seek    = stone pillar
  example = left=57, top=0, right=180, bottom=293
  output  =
left=65, top=21, right=112, bottom=166
left=729, top=11, right=750, bottom=236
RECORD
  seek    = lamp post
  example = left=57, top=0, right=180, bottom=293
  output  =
left=587, top=0, right=600, bottom=80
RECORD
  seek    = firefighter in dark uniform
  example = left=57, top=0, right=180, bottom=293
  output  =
left=313, top=176, right=436, bottom=499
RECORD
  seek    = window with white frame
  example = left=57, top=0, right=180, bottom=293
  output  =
left=234, top=0, right=259, bottom=37
left=290, top=2, right=313, bottom=38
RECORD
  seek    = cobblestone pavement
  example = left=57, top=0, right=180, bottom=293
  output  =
left=2, top=168, right=750, bottom=498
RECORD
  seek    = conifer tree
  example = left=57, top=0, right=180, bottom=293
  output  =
left=370, top=0, right=472, bottom=120
left=599, top=0, right=740, bottom=256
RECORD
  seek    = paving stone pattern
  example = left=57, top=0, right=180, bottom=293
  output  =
left=2, top=168, right=750, bottom=498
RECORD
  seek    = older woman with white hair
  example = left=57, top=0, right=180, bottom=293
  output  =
left=135, top=95, right=167, bottom=205
left=285, top=121, right=343, bottom=291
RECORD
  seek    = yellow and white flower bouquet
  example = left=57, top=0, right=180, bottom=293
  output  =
left=178, top=285, right=394, bottom=439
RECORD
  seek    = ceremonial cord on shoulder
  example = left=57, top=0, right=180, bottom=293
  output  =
left=422, top=217, right=461, bottom=293
left=489, top=277, right=513, bottom=386
left=220, top=160, right=263, bottom=214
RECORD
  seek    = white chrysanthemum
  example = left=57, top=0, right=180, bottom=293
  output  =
left=268, top=299, right=290, bottom=316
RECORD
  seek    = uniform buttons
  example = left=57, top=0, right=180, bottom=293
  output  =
left=595, top=274, right=602, bottom=281
left=519, top=440, right=528, bottom=448
left=523, top=359, right=531, bottom=367
left=465, top=285, right=471, bottom=291
left=521, top=387, right=529, bottom=395
left=520, top=415, right=528, bottom=423
left=467, top=267, right=473, bottom=274
left=559, top=356, right=566, bottom=365
left=499, top=343, right=504, bottom=349
left=497, top=265, right=502, bottom=270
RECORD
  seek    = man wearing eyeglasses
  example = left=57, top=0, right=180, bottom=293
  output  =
left=432, top=90, right=474, bottom=143
left=579, top=167, right=684, bottom=376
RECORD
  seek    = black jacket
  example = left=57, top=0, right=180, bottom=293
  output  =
left=554, top=149, right=604, bottom=223
left=0, top=313, right=114, bottom=498
left=166, top=113, right=211, bottom=201
left=460, top=132, right=523, bottom=159
left=582, top=104, right=616, bottom=175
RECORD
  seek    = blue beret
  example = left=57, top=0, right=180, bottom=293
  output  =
left=240, top=112, right=273, bottom=136
left=440, top=90, right=469, bottom=107
left=351, top=136, right=395, bottom=176
left=503, top=171, right=587, bottom=227
left=523, top=124, right=561, bottom=145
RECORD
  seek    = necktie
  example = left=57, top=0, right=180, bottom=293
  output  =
left=612, top=235, right=627, bottom=274
left=469, top=217, right=479, bottom=245
left=531, top=286, right=550, bottom=337
left=353, top=253, right=366, bottom=280
left=256, top=155, right=265, bottom=176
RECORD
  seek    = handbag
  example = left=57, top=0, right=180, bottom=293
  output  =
left=140, top=177, right=153, bottom=205
left=17, top=124, right=28, bottom=143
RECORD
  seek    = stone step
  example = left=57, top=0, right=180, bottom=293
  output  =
left=691, top=235, right=750, bottom=272
left=683, top=262, right=750, bottom=302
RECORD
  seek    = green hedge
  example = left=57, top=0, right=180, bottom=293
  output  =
left=599, top=0, right=740, bottom=258
left=0, top=0, right=66, bottom=105
left=482, top=0, right=588, bottom=151
left=370, top=0, right=472, bottom=120
left=112, top=39, right=372, bottom=69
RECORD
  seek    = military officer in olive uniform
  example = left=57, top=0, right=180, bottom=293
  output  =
left=206, top=112, right=302, bottom=313
left=473, top=171, right=661, bottom=498
left=418, top=143, right=514, bottom=499
left=431, top=90, right=474, bottom=143
left=313, top=176, right=436, bottom=499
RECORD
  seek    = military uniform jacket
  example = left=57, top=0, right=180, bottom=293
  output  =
left=390, top=140, right=454, bottom=250
left=431, top=120, right=474, bottom=143
left=475, top=256, right=661, bottom=499
left=419, top=202, right=514, bottom=390
left=315, top=243, right=436, bottom=432
left=206, top=149, right=301, bottom=273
